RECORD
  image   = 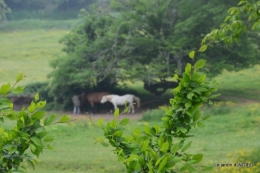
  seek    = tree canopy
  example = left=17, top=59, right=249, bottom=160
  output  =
left=49, top=0, right=260, bottom=98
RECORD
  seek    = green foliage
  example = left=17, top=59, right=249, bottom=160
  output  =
left=92, top=56, right=218, bottom=172
left=0, top=74, right=71, bottom=172
left=50, top=0, right=260, bottom=97
left=202, top=0, right=260, bottom=45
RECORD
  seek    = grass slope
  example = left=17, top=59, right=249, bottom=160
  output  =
left=0, top=29, right=67, bottom=86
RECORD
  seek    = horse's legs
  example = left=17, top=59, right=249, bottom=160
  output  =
left=127, top=105, right=130, bottom=113
left=128, top=103, right=134, bottom=114
left=112, top=103, right=117, bottom=113
left=90, top=102, right=96, bottom=114
left=106, top=102, right=112, bottom=114
left=97, top=104, right=100, bottom=113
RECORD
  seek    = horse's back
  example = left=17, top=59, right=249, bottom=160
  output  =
left=87, top=92, right=110, bottom=102
left=110, top=94, right=134, bottom=105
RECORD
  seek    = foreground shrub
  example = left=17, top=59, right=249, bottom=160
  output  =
left=92, top=56, right=219, bottom=172
left=0, top=74, right=70, bottom=172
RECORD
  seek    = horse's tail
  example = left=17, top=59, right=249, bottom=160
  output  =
left=134, top=96, right=141, bottom=108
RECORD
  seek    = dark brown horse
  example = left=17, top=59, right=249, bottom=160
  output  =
left=81, top=92, right=111, bottom=114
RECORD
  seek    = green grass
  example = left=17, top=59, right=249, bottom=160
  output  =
left=2, top=102, right=259, bottom=173
left=0, top=29, right=67, bottom=86
left=0, top=19, right=80, bottom=31
left=213, top=66, right=260, bottom=101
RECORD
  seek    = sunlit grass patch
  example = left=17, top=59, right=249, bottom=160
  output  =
left=0, top=30, right=67, bottom=86
left=213, top=65, right=260, bottom=101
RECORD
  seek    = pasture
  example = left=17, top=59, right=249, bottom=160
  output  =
left=2, top=102, right=259, bottom=173
left=0, top=19, right=260, bottom=172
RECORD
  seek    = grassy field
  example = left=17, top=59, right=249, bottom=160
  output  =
left=0, top=19, right=80, bottom=86
left=2, top=102, right=259, bottom=173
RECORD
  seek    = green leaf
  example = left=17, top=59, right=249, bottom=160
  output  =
left=194, top=59, right=206, bottom=70
left=197, top=122, right=205, bottom=127
left=158, top=156, right=168, bottom=172
left=209, top=94, right=221, bottom=99
left=101, top=142, right=109, bottom=147
left=113, top=131, right=122, bottom=137
left=198, top=45, right=208, bottom=52
left=31, top=137, right=43, bottom=147
left=189, top=51, right=195, bottom=59
left=44, top=114, right=57, bottom=126
left=202, top=115, right=210, bottom=121
left=97, top=118, right=103, bottom=127
left=185, top=63, right=192, bottom=73
left=11, top=86, right=25, bottom=94
left=36, top=101, right=46, bottom=109
left=16, top=73, right=24, bottom=82
left=29, top=144, right=36, bottom=152
left=160, top=141, right=169, bottom=153
left=114, top=108, right=119, bottom=118
left=144, top=125, right=151, bottom=135
left=0, top=83, right=11, bottom=95
left=170, top=143, right=179, bottom=154
left=193, top=111, right=200, bottom=122
left=185, top=101, right=192, bottom=109
left=44, top=136, right=54, bottom=142
left=119, top=118, right=130, bottom=126
left=181, top=141, right=192, bottom=152
left=183, top=72, right=190, bottom=83
left=59, top=115, right=70, bottom=123
left=34, top=93, right=39, bottom=101
left=27, top=159, right=35, bottom=170
left=31, top=111, right=45, bottom=120
left=173, top=74, right=179, bottom=80
left=28, top=102, right=36, bottom=113
left=187, top=92, right=194, bottom=100
left=141, top=139, right=149, bottom=151
left=198, top=74, right=207, bottom=83
left=192, top=154, right=203, bottom=164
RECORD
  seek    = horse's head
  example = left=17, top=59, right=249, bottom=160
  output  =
left=100, top=96, right=107, bottom=103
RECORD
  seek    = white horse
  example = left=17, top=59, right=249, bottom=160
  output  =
left=100, top=94, right=141, bottom=113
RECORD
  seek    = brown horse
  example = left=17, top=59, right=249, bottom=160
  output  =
left=81, top=92, right=111, bottom=114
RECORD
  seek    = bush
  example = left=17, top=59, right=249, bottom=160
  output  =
left=0, top=74, right=70, bottom=172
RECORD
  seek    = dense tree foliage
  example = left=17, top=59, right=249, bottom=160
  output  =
left=49, top=0, right=260, bottom=98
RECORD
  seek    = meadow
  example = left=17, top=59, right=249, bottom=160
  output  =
left=1, top=19, right=260, bottom=172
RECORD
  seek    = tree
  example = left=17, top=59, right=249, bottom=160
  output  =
left=0, top=0, right=10, bottom=21
left=49, top=0, right=260, bottom=99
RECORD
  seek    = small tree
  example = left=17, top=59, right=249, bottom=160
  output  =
left=91, top=51, right=219, bottom=172
left=0, top=74, right=70, bottom=172
left=0, top=0, right=10, bottom=21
